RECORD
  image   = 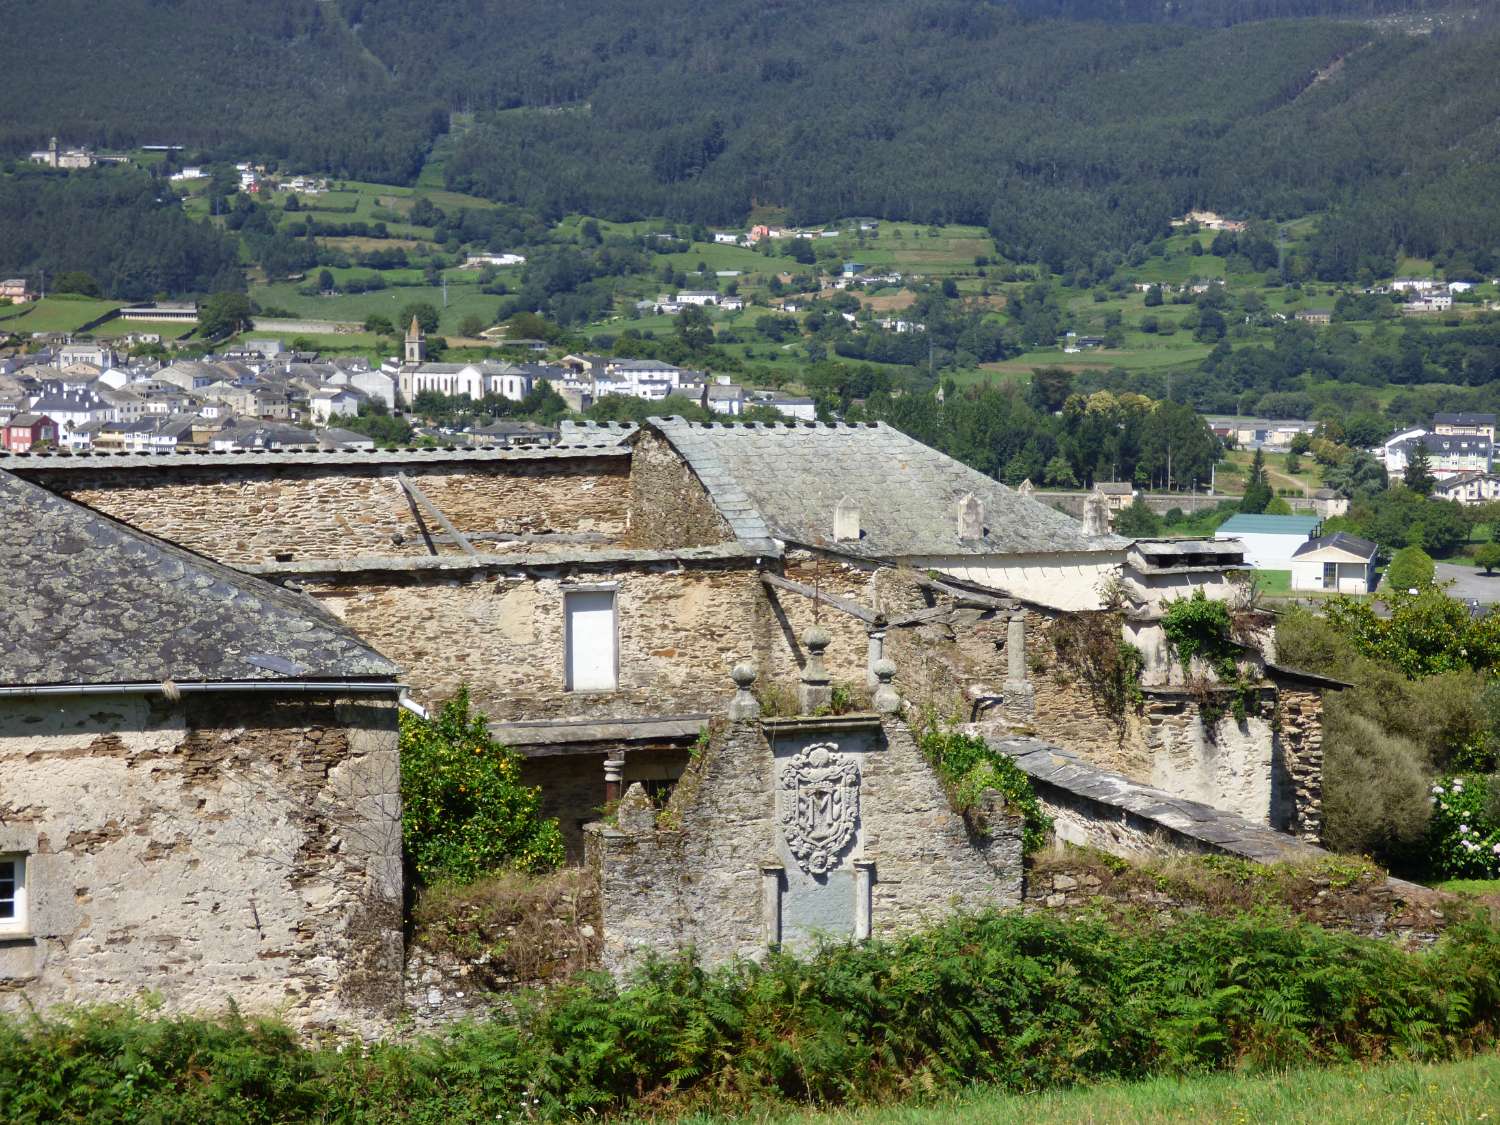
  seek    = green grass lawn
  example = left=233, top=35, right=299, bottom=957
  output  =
left=1433, top=878, right=1500, bottom=897
left=681, top=1054, right=1500, bottom=1124
left=92, top=319, right=197, bottom=341
left=250, top=278, right=499, bottom=335
left=1255, top=569, right=1293, bottom=595
left=0, top=296, right=123, bottom=334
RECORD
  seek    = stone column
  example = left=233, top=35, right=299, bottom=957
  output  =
left=1004, top=611, right=1035, bottom=717
left=728, top=661, right=761, bottom=721
left=865, top=628, right=886, bottom=691
left=853, top=861, right=875, bottom=940
left=761, top=865, right=783, bottom=948
left=603, top=753, right=624, bottom=805
left=798, top=625, right=833, bottom=714
left=872, top=657, right=901, bottom=714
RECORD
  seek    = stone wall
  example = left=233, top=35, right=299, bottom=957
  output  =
left=623, top=429, right=735, bottom=549
left=0, top=693, right=402, bottom=1032
left=1273, top=684, right=1326, bottom=843
left=17, top=451, right=632, bottom=565
left=588, top=711, right=1022, bottom=977
left=1022, top=851, right=1451, bottom=948
left=307, top=557, right=767, bottom=723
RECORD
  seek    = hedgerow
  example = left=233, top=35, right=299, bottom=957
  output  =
left=6, top=908, right=1500, bottom=1122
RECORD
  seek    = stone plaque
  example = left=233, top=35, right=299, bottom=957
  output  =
left=777, top=742, right=860, bottom=875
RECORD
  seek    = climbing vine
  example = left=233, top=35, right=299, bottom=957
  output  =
left=1160, top=590, right=1259, bottom=724
left=917, top=722, right=1052, bottom=853
left=1048, top=612, right=1145, bottom=723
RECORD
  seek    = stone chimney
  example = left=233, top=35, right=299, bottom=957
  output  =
left=1083, top=487, right=1112, bottom=538
left=833, top=495, right=861, bottom=542
left=957, top=492, right=984, bottom=540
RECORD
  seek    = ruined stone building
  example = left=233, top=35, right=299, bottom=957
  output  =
left=0, top=417, right=1337, bottom=1000
left=0, top=471, right=403, bottom=1030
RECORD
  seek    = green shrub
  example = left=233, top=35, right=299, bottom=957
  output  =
left=400, top=688, right=563, bottom=884
left=7, top=910, right=1500, bottom=1122
left=1385, top=544, right=1436, bottom=591
left=1321, top=702, right=1432, bottom=862
left=917, top=725, right=1051, bottom=852
left=1429, top=775, right=1500, bottom=879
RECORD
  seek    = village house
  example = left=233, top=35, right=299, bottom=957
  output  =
left=0, top=470, right=404, bottom=1030
left=0, top=279, right=33, bottom=302
left=1, top=413, right=58, bottom=452
left=1290, top=532, right=1378, bottom=594
left=1214, top=513, right=1322, bottom=571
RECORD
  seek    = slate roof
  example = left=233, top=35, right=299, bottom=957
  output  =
left=0, top=469, right=397, bottom=687
left=647, top=417, right=1127, bottom=558
left=1435, top=412, right=1496, bottom=426
left=1292, top=532, right=1377, bottom=561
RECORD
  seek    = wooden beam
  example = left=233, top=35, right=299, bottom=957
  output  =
left=911, top=573, right=1016, bottom=612
left=397, top=472, right=479, bottom=557
left=761, top=572, right=882, bottom=626
left=885, top=603, right=959, bottom=628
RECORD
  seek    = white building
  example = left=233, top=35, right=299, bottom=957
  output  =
left=1290, top=533, right=1377, bottom=594
left=1213, top=514, right=1321, bottom=571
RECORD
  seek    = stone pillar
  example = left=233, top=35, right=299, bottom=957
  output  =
left=865, top=628, right=886, bottom=691
left=603, top=753, right=624, bottom=806
left=616, top=781, right=657, bottom=833
left=798, top=625, right=833, bottom=714
left=853, top=861, right=875, bottom=940
left=761, top=865, right=783, bottom=948
left=1004, top=611, right=1035, bottom=717
left=728, top=661, right=760, bottom=721
left=872, top=657, right=901, bottom=715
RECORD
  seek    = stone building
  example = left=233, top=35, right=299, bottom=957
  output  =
left=0, top=470, right=404, bottom=1030
left=1, top=417, right=1331, bottom=863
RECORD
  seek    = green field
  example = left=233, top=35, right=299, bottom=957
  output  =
left=250, top=276, right=499, bottom=335
left=691, top=1054, right=1500, bottom=1125
left=0, top=296, right=123, bottom=334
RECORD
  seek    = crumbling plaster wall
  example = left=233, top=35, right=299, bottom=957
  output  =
left=21, top=457, right=632, bottom=565
left=0, top=694, right=402, bottom=1031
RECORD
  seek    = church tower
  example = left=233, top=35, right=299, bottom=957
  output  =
left=404, top=315, right=425, bottom=364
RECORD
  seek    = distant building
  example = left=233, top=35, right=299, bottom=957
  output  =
left=1432, top=472, right=1500, bottom=506
left=2, top=413, right=58, bottom=452
left=0, top=279, right=33, bottom=302
left=1214, top=514, right=1322, bottom=571
left=1295, top=308, right=1332, bottom=325
left=1291, top=532, right=1377, bottom=594
left=1433, top=412, right=1496, bottom=442
left=119, top=304, right=198, bottom=323
left=28, top=137, right=94, bottom=170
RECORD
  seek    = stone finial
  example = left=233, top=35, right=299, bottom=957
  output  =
left=872, top=657, right=900, bottom=714
left=957, top=491, right=984, bottom=540
left=798, top=625, right=833, bottom=713
left=603, top=753, right=625, bottom=804
left=1083, top=487, right=1112, bottom=538
left=833, top=495, right=861, bottom=542
left=728, top=661, right=760, bottom=721
left=616, top=782, right=656, bottom=834
left=1018, top=478, right=1035, bottom=496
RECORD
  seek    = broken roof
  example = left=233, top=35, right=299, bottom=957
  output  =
left=0, top=470, right=397, bottom=688
left=647, top=417, right=1127, bottom=559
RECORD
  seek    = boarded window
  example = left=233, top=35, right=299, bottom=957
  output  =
left=566, top=590, right=617, bottom=691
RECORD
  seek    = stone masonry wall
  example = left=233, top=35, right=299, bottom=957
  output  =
left=0, top=694, right=403, bottom=1032
left=589, top=713, right=1021, bottom=977
left=623, top=430, right=735, bottom=549
left=21, top=455, right=632, bottom=565
left=309, top=560, right=768, bottom=722
left=1274, top=685, right=1326, bottom=843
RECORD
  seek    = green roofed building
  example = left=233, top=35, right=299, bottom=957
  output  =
left=1213, top=513, right=1322, bottom=570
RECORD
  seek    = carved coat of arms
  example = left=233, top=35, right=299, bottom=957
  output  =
left=778, top=743, right=860, bottom=875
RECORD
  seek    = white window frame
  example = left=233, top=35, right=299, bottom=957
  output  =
left=0, top=854, right=27, bottom=935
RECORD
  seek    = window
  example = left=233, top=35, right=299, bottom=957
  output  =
left=565, top=589, right=617, bottom=692
left=1322, top=562, right=1338, bottom=591
left=0, top=855, right=26, bottom=934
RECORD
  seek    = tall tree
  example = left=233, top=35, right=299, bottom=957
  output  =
left=1240, top=447, right=1273, bottom=513
left=1403, top=441, right=1436, bottom=496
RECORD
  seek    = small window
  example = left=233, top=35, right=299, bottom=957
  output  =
left=0, top=855, right=27, bottom=934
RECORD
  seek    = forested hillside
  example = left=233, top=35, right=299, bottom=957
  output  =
left=0, top=170, right=242, bottom=299
left=2, top=0, right=1496, bottom=278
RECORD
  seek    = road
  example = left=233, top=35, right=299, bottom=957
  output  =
left=1433, top=562, right=1500, bottom=604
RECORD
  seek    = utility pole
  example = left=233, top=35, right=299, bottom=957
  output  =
left=442, top=275, right=448, bottom=308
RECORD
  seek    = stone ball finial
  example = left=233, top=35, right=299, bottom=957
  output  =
left=802, top=625, right=831, bottom=653
left=731, top=661, right=758, bottom=688
left=873, top=657, right=896, bottom=683
left=872, top=657, right=901, bottom=714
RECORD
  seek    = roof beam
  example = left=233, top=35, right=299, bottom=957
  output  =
left=761, top=572, right=882, bottom=626
left=911, top=573, right=1017, bottom=612
left=396, top=472, right=478, bottom=557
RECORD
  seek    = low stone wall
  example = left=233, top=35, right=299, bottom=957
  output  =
left=1022, top=850, right=1453, bottom=948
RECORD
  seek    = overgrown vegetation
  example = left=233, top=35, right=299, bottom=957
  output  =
left=8, top=906, right=1500, bottom=1121
left=917, top=724, right=1051, bottom=853
left=400, top=688, right=564, bottom=884
left=1276, top=600, right=1500, bottom=875
left=1048, top=612, right=1145, bottom=723
left=1161, top=589, right=1259, bottom=723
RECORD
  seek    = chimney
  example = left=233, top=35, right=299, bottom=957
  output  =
left=957, top=492, right=984, bottom=539
left=833, top=495, right=861, bottom=542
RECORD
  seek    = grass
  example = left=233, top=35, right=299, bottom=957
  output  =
left=1434, top=878, right=1500, bottom=897
left=250, top=277, right=499, bottom=335
left=1255, top=569, right=1293, bottom=595
left=0, top=296, right=123, bottom=333
left=687, top=1054, right=1500, bottom=1124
